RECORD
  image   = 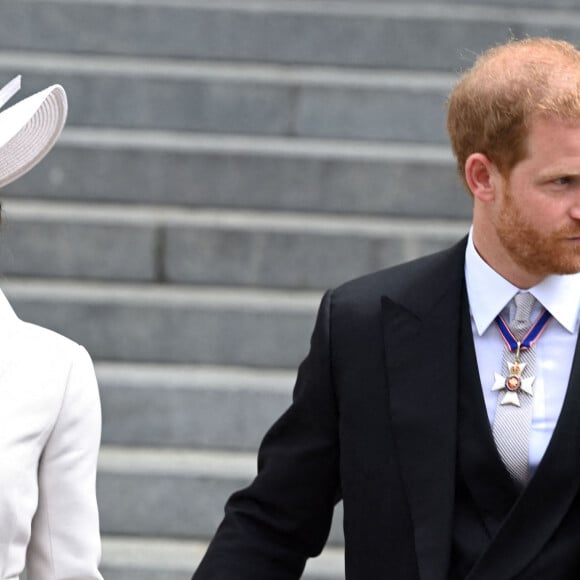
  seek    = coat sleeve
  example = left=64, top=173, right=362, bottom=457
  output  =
left=193, top=290, right=341, bottom=580
left=25, top=345, right=103, bottom=580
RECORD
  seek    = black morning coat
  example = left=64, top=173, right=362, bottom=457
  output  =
left=193, top=237, right=580, bottom=580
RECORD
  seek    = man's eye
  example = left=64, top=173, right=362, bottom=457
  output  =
left=553, top=177, right=571, bottom=186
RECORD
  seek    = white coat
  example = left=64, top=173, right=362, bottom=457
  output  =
left=0, top=290, right=102, bottom=579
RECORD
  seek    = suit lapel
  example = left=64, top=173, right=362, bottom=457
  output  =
left=382, top=239, right=466, bottom=580
left=467, top=336, right=580, bottom=579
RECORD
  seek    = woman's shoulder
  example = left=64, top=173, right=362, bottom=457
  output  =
left=7, top=318, right=93, bottom=384
left=18, top=319, right=82, bottom=354
left=0, top=290, right=86, bottom=365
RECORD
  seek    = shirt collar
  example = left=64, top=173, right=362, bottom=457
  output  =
left=465, top=228, right=580, bottom=336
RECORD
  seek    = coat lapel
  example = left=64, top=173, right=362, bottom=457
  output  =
left=382, top=239, right=466, bottom=580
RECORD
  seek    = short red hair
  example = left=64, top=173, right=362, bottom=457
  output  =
left=447, top=38, right=580, bottom=192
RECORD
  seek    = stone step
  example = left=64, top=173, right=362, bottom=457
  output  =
left=101, top=535, right=344, bottom=580
left=1, top=200, right=467, bottom=289
left=0, top=201, right=157, bottom=283
left=0, top=52, right=454, bottom=143
left=96, top=362, right=295, bottom=451
left=3, top=277, right=322, bottom=368
left=2, top=1, right=579, bottom=70
left=284, top=0, right=579, bottom=5
left=162, top=213, right=464, bottom=290
left=97, top=446, right=344, bottom=545
left=3, top=131, right=470, bottom=220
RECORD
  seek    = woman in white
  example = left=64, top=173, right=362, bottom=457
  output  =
left=0, top=77, right=103, bottom=579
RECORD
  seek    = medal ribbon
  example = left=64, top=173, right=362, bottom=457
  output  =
left=495, top=308, right=552, bottom=352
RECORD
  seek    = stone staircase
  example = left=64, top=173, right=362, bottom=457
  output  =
left=0, top=0, right=578, bottom=578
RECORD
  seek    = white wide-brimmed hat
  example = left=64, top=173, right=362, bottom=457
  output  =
left=0, top=76, right=68, bottom=188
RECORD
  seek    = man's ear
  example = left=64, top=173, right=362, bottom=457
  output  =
left=465, top=153, right=499, bottom=201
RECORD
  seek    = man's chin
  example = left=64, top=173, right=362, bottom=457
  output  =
left=532, top=261, right=580, bottom=277
left=513, top=253, right=580, bottom=279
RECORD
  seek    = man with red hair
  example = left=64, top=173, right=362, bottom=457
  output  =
left=193, top=38, right=580, bottom=579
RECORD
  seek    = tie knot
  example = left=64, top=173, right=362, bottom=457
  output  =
left=512, top=292, right=536, bottom=330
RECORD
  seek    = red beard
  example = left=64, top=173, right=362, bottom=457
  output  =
left=497, top=192, right=580, bottom=278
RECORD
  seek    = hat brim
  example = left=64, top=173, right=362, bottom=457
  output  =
left=0, top=84, right=67, bottom=188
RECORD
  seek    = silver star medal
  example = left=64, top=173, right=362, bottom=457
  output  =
left=492, top=357, right=535, bottom=407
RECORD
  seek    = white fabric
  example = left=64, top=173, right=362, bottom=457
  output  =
left=0, top=289, right=102, bottom=579
left=0, top=76, right=21, bottom=110
left=465, top=228, right=580, bottom=475
left=0, top=78, right=67, bottom=188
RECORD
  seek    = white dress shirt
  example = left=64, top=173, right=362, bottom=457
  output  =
left=465, top=229, right=580, bottom=475
left=0, top=289, right=103, bottom=580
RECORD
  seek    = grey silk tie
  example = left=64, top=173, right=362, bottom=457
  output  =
left=492, top=292, right=537, bottom=486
